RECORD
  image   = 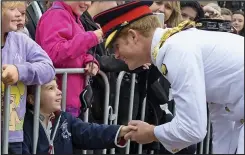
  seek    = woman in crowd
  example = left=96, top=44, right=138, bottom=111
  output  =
left=150, top=1, right=182, bottom=27
left=35, top=1, right=103, bottom=118
left=232, top=10, right=244, bottom=36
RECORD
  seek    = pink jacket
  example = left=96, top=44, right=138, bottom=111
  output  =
left=36, top=1, right=99, bottom=117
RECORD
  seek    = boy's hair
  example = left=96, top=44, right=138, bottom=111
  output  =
left=27, top=77, right=57, bottom=96
left=117, top=15, right=161, bottom=39
left=221, top=8, right=233, bottom=16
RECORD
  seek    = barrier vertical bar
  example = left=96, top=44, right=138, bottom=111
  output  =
left=125, top=73, right=136, bottom=154
left=83, top=76, right=89, bottom=123
left=61, top=73, right=68, bottom=111
left=98, top=71, right=110, bottom=154
left=82, top=76, right=89, bottom=155
left=110, top=71, right=126, bottom=154
left=99, top=71, right=110, bottom=125
left=2, top=86, right=10, bottom=154
left=205, top=112, right=211, bottom=154
left=33, top=85, right=41, bottom=154
left=199, top=141, right=204, bottom=154
left=138, top=97, right=147, bottom=154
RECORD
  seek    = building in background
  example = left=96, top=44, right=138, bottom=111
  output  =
left=218, top=1, right=244, bottom=11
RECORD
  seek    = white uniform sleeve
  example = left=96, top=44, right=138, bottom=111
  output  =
left=154, top=44, right=207, bottom=153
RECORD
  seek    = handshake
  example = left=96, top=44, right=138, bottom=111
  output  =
left=118, top=120, right=159, bottom=144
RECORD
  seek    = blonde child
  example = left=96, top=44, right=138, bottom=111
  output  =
left=1, top=1, right=55, bottom=154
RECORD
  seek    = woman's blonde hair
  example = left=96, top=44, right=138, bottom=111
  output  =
left=118, top=15, right=161, bottom=39
left=2, top=1, right=27, bottom=15
left=165, top=1, right=182, bottom=27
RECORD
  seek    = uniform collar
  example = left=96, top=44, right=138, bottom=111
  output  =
left=150, top=28, right=170, bottom=65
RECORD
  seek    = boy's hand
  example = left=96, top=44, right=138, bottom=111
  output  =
left=2, top=64, right=19, bottom=85
left=119, top=125, right=138, bottom=138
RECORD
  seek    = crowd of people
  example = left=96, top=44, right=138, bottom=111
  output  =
left=1, top=1, right=244, bottom=154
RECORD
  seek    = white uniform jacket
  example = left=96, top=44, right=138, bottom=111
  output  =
left=151, top=28, right=244, bottom=153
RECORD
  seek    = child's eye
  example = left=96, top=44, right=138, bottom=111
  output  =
left=9, top=7, right=16, bottom=11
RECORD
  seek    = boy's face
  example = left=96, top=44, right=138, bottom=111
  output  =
left=40, top=80, right=62, bottom=114
left=2, top=6, right=21, bottom=33
left=17, top=5, right=26, bottom=30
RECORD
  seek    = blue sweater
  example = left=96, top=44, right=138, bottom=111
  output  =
left=23, top=110, right=124, bottom=154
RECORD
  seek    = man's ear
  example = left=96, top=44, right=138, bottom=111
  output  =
left=127, top=29, right=138, bottom=44
left=27, top=94, right=35, bottom=105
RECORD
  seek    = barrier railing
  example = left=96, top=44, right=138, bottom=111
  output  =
left=1, top=69, right=212, bottom=154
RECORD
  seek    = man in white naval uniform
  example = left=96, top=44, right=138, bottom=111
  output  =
left=93, top=1, right=244, bottom=154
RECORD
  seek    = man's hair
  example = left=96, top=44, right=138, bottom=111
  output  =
left=221, top=8, right=233, bottom=16
left=118, top=15, right=161, bottom=39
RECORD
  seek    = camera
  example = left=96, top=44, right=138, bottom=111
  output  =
left=195, top=18, right=234, bottom=33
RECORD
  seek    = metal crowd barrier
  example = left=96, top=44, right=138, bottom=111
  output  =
left=1, top=69, right=212, bottom=154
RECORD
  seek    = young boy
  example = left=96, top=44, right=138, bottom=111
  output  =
left=23, top=79, right=137, bottom=154
left=1, top=1, right=55, bottom=154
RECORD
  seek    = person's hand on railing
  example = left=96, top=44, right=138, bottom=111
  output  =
left=2, top=64, right=19, bottom=85
left=84, top=62, right=99, bottom=76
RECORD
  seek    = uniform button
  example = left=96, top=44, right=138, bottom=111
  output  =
left=225, top=106, right=230, bottom=112
left=240, top=119, right=244, bottom=124
left=172, top=149, right=179, bottom=153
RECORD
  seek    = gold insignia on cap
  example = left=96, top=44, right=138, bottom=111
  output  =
left=161, top=64, right=168, bottom=75
left=121, top=21, right=129, bottom=26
